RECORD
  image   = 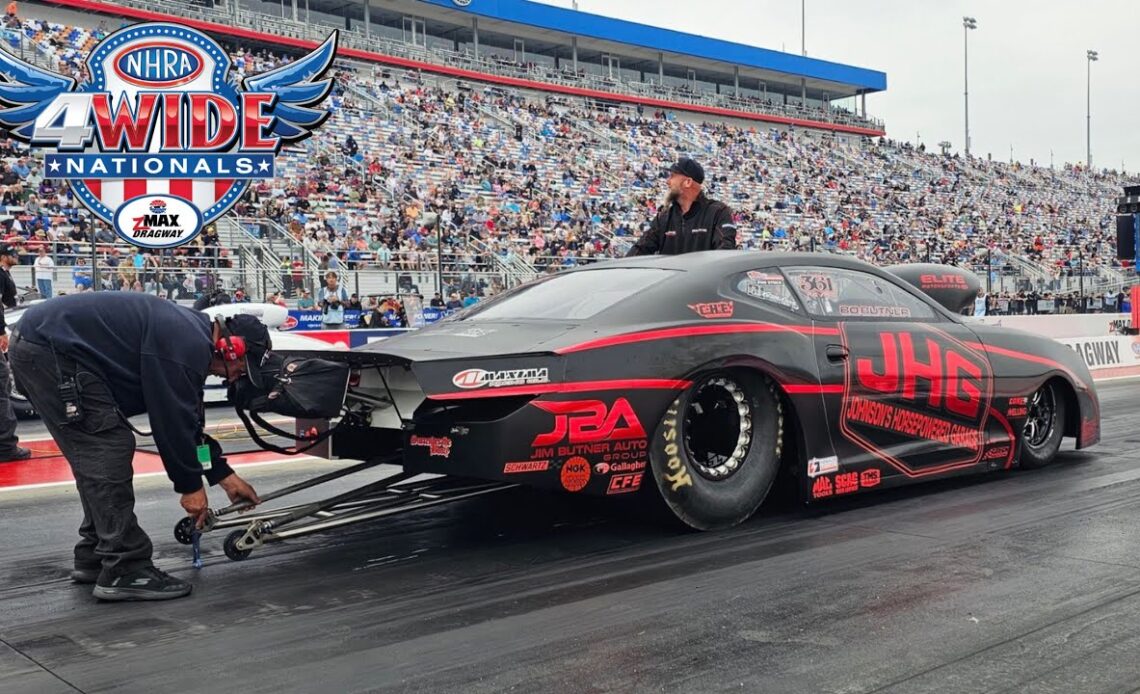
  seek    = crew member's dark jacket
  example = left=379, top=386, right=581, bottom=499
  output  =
left=625, top=193, right=737, bottom=256
left=14, top=292, right=230, bottom=493
left=0, top=264, right=16, bottom=333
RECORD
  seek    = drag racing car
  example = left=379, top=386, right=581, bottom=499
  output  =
left=278, top=251, right=1097, bottom=532
left=198, top=251, right=1100, bottom=559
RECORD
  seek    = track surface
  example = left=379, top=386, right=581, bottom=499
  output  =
left=2, top=383, right=1140, bottom=693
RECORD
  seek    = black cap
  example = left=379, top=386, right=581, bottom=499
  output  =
left=223, top=314, right=273, bottom=387
left=667, top=157, right=704, bottom=184
left=0, top=242, right=18, bottom=257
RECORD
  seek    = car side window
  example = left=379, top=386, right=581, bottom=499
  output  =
left=783, top=266, right=938, bottom=321
left=732, top=269, right=802, bottom=313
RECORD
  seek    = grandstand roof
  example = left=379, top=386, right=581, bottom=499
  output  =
left=409, top=0, right=887, bottom=96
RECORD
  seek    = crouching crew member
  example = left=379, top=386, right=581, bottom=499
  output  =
left=626, top=157, right=737, bottom=256
left=8, top=292, right=265, bottom=602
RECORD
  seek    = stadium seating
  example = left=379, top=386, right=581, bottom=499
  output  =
left=0, top=14, right=1132, bottom=313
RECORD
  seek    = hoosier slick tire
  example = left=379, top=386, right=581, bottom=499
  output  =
left=1018, top=380, right=1066, bottom=469
left=648, top=370, right=783, bottom=531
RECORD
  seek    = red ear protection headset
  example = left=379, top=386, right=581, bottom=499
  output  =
left=214, top=317, right=247, bottom=362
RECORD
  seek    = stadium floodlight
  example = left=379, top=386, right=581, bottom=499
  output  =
left=1087, top=50, right=1099, bottom=168
left=963, top=17, right=977, bottom=156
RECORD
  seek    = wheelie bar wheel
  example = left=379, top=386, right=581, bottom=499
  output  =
left=224, top=530, right=254, bottom=561
left=174, top=516, right=196, bottom=545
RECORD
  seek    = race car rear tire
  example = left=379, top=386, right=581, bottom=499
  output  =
left=648, top=370, right=783, bottom=531
left=1019, top=380, right=1066, bottom=469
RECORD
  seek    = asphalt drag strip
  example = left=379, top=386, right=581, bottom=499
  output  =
left=1, top=381, right=1140, bottom=693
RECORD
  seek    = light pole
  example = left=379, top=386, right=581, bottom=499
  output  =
left=963, top=16, right=977, bottom=156
left=1087, top=49, right=1098, bottom=168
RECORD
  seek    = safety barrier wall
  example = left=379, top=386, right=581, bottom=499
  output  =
left=972, top=313, right=1139, bottom=380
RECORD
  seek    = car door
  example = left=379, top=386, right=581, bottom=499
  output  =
left=782, top=265, right=999, bottom=495
left=726, top=268, right=840, bottom=474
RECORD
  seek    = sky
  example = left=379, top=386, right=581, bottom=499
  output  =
left=534, top=0, right=1140, bottom=174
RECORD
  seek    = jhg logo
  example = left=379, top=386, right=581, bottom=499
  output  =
left=0, top=22, right=338, bottom=248
left=855, top=330, right=986, bottom=421
left=531, top=398, right=646, bottom=447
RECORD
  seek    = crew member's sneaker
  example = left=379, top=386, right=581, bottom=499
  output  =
left=0, top=447, right=31, bottom=463
left=93, top=566, right=193, bottom=601
left=70, top=565, right=100, bottom=584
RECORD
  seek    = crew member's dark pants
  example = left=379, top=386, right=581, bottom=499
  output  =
left=8, top=335, right=154, bottom=578
left=0, top=354, right=20, bottom=456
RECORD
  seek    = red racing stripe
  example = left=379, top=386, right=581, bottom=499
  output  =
left=557, top=323, right=838, bottom=354
left=783, top=384, right=844, bottom=395
left=428, top=378, right=692, bottom=401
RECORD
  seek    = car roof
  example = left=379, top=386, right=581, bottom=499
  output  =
left=574, top=250, right=881, bottom=276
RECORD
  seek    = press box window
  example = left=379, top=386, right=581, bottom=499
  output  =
left=783, top=266, right=937, bottom=321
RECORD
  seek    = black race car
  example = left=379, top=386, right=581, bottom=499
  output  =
left=320, top=251, right=1100, bottom=531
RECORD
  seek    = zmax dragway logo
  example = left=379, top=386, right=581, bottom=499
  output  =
left=0, top=23, right=338, bottom=248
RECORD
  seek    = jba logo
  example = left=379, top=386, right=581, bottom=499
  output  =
left=0, top=23, right=338, bottom=248
left=531, top=398, right=646, bottom=446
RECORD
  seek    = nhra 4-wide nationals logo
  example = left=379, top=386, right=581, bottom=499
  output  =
left=0, top=23, right=338, bottom=248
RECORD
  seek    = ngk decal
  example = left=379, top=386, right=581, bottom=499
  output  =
left=840, top=324, right=993, bottom=476
left=452, top=367, right=549, bottom=389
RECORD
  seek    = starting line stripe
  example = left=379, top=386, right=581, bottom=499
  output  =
left=0, top=438, right=321, bottom=492
left=0, top=458, right=317, bottom=494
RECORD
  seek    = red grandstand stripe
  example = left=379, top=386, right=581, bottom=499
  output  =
left=215, top=179, right=231, bottom=204
left=170, top=179, right=194, bottom=200
left=84, top=179, right=101, bottom=197
left=123, top=179, right=146, bottom=200
left=556, top=324, right=838, bottom=354
left=783, top=384, right=844, bottom=395
left=428, top=378, right=691, bottom=401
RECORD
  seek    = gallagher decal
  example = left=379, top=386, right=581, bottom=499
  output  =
left=839, top=324, right=994, bottom=477
left=0, top=23, right=338, bottom=248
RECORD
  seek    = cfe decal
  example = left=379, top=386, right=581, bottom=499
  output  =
left=840, top=324, right=994, bottom=477
left=0, top=23, right=337, bottom=248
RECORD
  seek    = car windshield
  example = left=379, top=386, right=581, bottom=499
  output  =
left=461, top=268, right=677, bottom=321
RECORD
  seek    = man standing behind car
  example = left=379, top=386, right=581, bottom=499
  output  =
left=0, top=242, right=28, bottom=462
left=8, top=293, right=263, bottom=601
left=625, top=157, right=737, bottom=256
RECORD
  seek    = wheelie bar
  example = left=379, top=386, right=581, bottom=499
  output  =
left=174, top=456, right=516, bottom=561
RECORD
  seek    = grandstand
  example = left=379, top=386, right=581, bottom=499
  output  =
left=0, top=0, right=1134, bottom=316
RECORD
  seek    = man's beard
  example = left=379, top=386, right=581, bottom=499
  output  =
left=664, top=189, right=679, bottom=206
